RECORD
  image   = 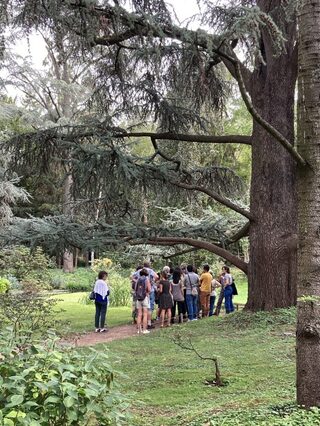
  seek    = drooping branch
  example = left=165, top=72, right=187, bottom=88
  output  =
left=170, top=181, right=253, bottom=221
left=117, top=132, right=252, bottom=145
left=130, top=236, right=248, bottom=274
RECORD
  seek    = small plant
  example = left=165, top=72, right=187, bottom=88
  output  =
left=0, top=329, right=128, bottom=425
left=0, top=277, right=10, bottom=293
left=172, top=330, right=225, bottom=387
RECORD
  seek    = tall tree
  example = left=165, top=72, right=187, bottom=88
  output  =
left=296, top=0, right=320, bottom=407
left=1, top=0, right=308, bottom=310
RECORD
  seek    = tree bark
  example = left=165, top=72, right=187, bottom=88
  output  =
left=246, top=1, right=298, bottom=310
left=296, top=0, right=320, bottom=407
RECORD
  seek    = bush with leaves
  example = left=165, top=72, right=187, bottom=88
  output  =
left=91, top=257, right=113, bottom=275
left=0, top=292, right=64, bottom=343
left=0, top=329, right=128, bottom=425
left=0, top=277, right=10, bottom=293
left=0, top=245, right=54, bottom=291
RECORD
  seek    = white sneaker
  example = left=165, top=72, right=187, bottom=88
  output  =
left=95, top=328, right=100, bottom=333
left=142, top=329, right=150, bottom=334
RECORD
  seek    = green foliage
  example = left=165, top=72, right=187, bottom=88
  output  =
left=49, top=268, right=95, bottom=292
left=108, top=271, right=131, bottom=307
left=192, top=404, right=320, bottom=425
left=0, top=292, right=63, bottom=343
left=0, top=329, right=128, bottom=425
left=0, top=246, right=53, bottom=291
left=0, top=277, right=10, bottom=293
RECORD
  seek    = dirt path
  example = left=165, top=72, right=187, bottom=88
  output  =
left=66, top=322, right=164, bottom=347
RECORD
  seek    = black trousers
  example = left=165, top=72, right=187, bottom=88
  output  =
left=95, top=302, right=107, bottom=328
left=171, top=300, right=186, bottom=321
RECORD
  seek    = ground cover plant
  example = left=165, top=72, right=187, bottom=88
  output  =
left=99, top=308, right=303, bottom=426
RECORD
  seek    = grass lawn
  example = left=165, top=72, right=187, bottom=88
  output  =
left=93, top=309, right=299, bottom=425
left=53, top=292, right=132, bottom=333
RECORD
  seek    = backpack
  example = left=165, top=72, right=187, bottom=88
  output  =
left=135, top=276, right=147, bottom=301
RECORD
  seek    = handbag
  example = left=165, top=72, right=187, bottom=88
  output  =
left=231, top=280, right=238, bottom=296
left=89, top=291, right=96, bottom=300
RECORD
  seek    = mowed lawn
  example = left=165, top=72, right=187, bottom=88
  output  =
left=53, top=292, right=132, bottom=333
left=94, top=309, right=297, bottom=426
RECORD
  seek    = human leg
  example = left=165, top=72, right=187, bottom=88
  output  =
left=224, top=286, right=233, bottom=314
left=185, top=294, right=194, bottom=320
left=171, top=300, right=177, bottom=323
left=166, top=308, right=172, bottom=326
left=99, top=303, right=107, bottom=328
left=95, top=302, right=101, bottom=329
left=209, top=295, right=216, bottom=316
left=160, top=309, right=165, bottom=327
left=136, top=305, right=142, bottom=332
left=192, top=295, right=198, bottom=319
left=142, top=306, right=148, bottom=331
left=214, top=288, right=224, bottom=316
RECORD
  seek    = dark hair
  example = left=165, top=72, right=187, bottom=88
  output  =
left=187, top=264, right=193, bottom=273
left=172, top=267, right=181, bottom=284
left=140, top=268, right=149, bottom=276
left=222, top=265, right=230, bottom=274
left=136, top=264, right=143, bottom=271
left=143, top=261, right=150, bottom=268
left=203, top=264, right=210, bottom=272
left=98, top=270, right=108, bottom=279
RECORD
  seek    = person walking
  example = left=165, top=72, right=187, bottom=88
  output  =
left=199, top=265, right=212, bottom=317
left=184, top=264, right=199, bottom=321
left=94, top=270, right=110, bottom=333
left=158, top=271, right=173, bottom=327
left=135, top=268, right=151, bottom=334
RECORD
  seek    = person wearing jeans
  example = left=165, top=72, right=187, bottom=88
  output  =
left=222, top=266, right=234, bottom=314
left=184, top=264, right=199, bottom=321
left=94, top=270, right=110, bottom=332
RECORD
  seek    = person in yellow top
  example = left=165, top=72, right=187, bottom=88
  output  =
left=199, top=265, right=212, bottom=317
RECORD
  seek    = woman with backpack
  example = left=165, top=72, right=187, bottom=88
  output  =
left=135, top=268, right=151, bottom=334
left=94, top=270, right=110, bottom=333
left=158, top=271, right=173, bottom=327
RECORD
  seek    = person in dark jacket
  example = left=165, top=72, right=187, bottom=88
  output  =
left=93, top=270, right=110, bottom=332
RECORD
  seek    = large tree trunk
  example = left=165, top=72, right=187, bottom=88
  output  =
left=246, top=2, right=298, bottom=310
left=296, top=0, right=320, bottom=407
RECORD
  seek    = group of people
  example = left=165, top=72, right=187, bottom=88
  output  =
left=130, top=262, right=236, bottom=334
left=92, top=262, right=236, bottom=334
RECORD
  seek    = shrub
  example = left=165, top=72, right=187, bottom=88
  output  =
left=65, top=280, right=92, bottom=292
left=0, top=277, right=10, bottom=294
left=91, top=257, right=113, bottom=275
left=0, top=292, right=63, bottom=343
left=0, top=329, right=128, bottom=425
left=108, top=272, right=131, bottom=307
left=0, top=246, right=53, bottom=280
